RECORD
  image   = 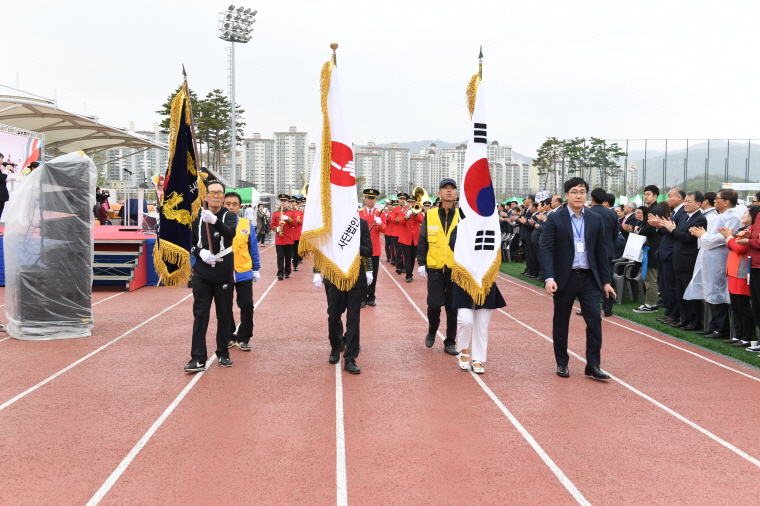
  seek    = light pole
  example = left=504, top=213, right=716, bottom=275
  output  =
left=218, top=5, right=256, bottom=188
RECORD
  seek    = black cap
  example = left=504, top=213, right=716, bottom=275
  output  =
left=397, top=192, right=409, bottom=199
left=423, top=200, right=432, bottom=206
left=363, top=188, right=380, bottom=197
left=278, top=193, right=289, bottom=201
left=439, top=178, right=457, bottom=189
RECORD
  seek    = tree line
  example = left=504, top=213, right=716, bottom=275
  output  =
left=156, top=86, right=246, bottom=173
left=534, top=137, right=627, bottom=194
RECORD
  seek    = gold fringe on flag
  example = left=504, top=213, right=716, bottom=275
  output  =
left=153, top=239, right=193, bottom=287
left=299, top=60, right=334, bottom=250
left=310, top=249, right=361, bottom=291
left=451, top=253, right=501, bottom=306
left=466, top=74, right=481, bottom=120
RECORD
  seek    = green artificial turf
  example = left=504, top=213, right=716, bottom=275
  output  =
left=499, top=261, right=760, bottom=370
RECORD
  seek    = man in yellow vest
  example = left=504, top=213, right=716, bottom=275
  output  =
left=416, top=178, right=460, bottom=355
left=223, top=192, right=261, bottom=351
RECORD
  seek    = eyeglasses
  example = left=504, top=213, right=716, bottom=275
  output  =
left=568, top=190, right=587, bottom=196
left=207, top=191, right=225, bottom=197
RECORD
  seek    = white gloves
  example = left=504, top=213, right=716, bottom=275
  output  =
left=252, top=271, right=260, bottom=282
left=374, top=216, right=383, bottom=225
left=313, top=273, right=322, bottom=289
left=366, top=271, right=374, bottom=285
left=201, top=209, right=217, bottom=224
left=405, top=209, right=412, bottom=218
left=418, top=265, right=427, bottom=279
left=199, top=249, right=216, bottom=266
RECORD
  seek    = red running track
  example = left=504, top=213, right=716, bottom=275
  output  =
left=0, top=244, right=759, bottom=505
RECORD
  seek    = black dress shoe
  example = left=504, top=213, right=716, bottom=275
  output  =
left=556, top=365, right=569, bottom=378
left=575, top=311, right=583, bottom=316
left=444, top=344, right=458, bottom=355
left=293, top=266, right=299, bottom=272
left=390, top=261, right=395, bottom=266
left=329, top=354, right=340, bottom=364
left=704, top=332, right=724, bottom=339
left=732, top=340, right=751, bottom=347
left=657, top=316, right=675, bottom=323
left=360, top=300, right=366, bottom=308
left=669, top=321, right=687, bottom=328
left=603, top=311, right=613, bottom=317
left=277, top=275, right=284, bottom=280
left=584, top=365, right=610, bottom=380
left=344, top=360, right=361, bottom=374
left=367, top=299, right=376, bottom=307
left=405, top=276, right=412, bottom=283
left=425, top=333, right=435, bottom=348
left=696, top=328, right=716, bottom=335
left=396, top=269, right=402, bottom=275
left=284, top=273, right=290, bottom=279
left=682, top=325, right=701, bottom=331
left=400, top=267, right=406, bottom=273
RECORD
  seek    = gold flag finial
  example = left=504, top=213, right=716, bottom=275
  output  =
left=330, top=40, right=338, bottom=65
left=478, top=46, right=483, bottom=79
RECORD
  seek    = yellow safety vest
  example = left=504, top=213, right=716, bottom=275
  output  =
left=425, top=208, right=458, bottom=270
left=232, top=217, right=253, bottom=273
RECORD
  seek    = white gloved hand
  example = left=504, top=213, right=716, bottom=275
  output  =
left=313, top=273, right=322, bottom=289
left=201, top=209, right=217, bottom=224
left=252, top=271, right=260, bottom=282
left=405, top=210, right=412, bottom=218
left=374, top=216, right=383, bottom=225
left=199, top=249, right=217, bottom=266
left=418, top=265, right=427, bottom=279
left=366, top=271, right=374, bottom=285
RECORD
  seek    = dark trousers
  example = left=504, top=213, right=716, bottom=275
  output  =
left=191, top=275, right=233, bottom=361
left=707, top=302, right=730, bottom=335
left=292, top=239, right=301, bottom=268
left=523, top=235, right=537, bottom=274
left=387, top=236, right=398, bottom=264
left=257, top=231, right=266, bottom=244
left=532, top=242, right=542, bottom=277
left=674, top=269, right=701, bottom=326
left=276, top=244, right=293, bottom=277
left=364, top=256, right=379, bottom=301
left=394, top=237, right=405, bottom=269
left=228, top=278, right=254, bottom=343
left=385, top=236, right=392, bottom=261
left=660, top=257, right=680, bottom=319
left=402, top=243, right=418, bottom=277
left=552, top=270, right=603, bottom=367
left=730, top=292, right=754, bottom=341
left=426, top=269, right=457, bottom=346
left=325, top=276, right=365, bottom=362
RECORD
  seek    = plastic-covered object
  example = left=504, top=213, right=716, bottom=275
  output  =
left=5, top=152, right=96, bottom=340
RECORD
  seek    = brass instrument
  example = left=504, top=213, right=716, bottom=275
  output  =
left=276, top=204, right=287, bottom=236
left=411, top=202, right=423, bottom=214
left=302, top=183, right=309, bottom=197
left=413, top=186, right=430, bottom=206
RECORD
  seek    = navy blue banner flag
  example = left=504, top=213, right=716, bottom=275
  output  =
left=152, top=86, right=205, bottom=287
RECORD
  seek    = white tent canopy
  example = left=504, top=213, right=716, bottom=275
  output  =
left=0, top=86, right=166, bottom=155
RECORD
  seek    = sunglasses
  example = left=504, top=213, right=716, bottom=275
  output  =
left=207, top=191, right=225, bottom=197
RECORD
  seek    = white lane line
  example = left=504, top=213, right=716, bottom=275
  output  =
left=86, top=353, right=218, bottom=506
left=497, top=307, right=760, bottom=469
left=496, top=274, right=760, bottom=383
left=0, top=294, right=193, bottom=413
left=0, top=337, right=9, bottom=343
left=87, top=277, right=279, bottom=505
left=93, top=291, right=125, bottom=306
left=380, top=264, right=590, bottom=504
left=335, top=363, right=348, bottom=506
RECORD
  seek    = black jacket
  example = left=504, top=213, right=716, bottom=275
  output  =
left=539, top=207, right=611, bottom=289
left=657, top=206, right=686, bottom=262
left=672, top=211, right=708, bottom=273
left=586, top=204, right=619, bottom=259
left=191, top=208, right=237, bottom=282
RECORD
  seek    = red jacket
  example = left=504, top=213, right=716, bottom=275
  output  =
left=748, top=220, right=760, bottom=269
left=359, top=207, right=384, bottom=256
left=272, top=211, right=294, bottom=245
left=397, top=210, right=424, bottom=246
left=726, top=236, right=751, bottom=296
left=291, top=210, right=304, bottom=240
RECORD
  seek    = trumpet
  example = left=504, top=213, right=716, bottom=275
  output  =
left=276, top=204, right=287, bottom=236
left=411, top=202, right=423, bottom=214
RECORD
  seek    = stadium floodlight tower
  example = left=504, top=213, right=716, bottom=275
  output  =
left=218, top=5, right=256, bottom=187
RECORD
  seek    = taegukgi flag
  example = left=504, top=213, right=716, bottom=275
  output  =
left=299, top=51, right=361, bottom=290
left=451, top=53, right=501, bottom=304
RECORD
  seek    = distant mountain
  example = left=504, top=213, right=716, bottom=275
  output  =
left=512, top=150, right=534, bottom=164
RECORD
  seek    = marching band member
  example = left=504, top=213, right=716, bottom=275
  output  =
left=359, top=188, right=384, bottom=307
left=272, top=194, right=295, bottom=280
left=390, top=192, right=409, bottom=273
left=223, top=192, right=261, bottom=352
left=398, top=193, right=424, bottom=283
left=381, top=202, right=393, bottom=263
left=385, top=199, right=400, bottom=267
left=291, top=196, right=305, bottom=271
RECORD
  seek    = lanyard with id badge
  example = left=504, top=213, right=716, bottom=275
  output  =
left=572, top=216, right=584, bottom=253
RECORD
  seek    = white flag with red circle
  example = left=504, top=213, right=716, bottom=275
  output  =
left=299, top=63, right=362, bottom=290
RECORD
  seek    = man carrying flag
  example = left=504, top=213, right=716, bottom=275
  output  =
left=448, top=50, right=506, bottom=375
left=300, top=43, right=373, bottom=374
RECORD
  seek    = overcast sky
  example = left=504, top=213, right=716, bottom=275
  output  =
left=5, top=0, right=760, bottom=156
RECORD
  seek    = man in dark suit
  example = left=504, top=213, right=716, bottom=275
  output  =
left=586, top=188, right=620, bottom=317
left=650, top=188, right=686, bottom=323
left=519, top=195, right=537, bottom=277
left=540, top=177, right=616, bottom=381
left=663, top=191, right=707, bottom=330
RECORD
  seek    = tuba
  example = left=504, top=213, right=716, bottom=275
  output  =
left=301, top=183, right=309, bottom=197
left=413, top=186, right=430, bottom=206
